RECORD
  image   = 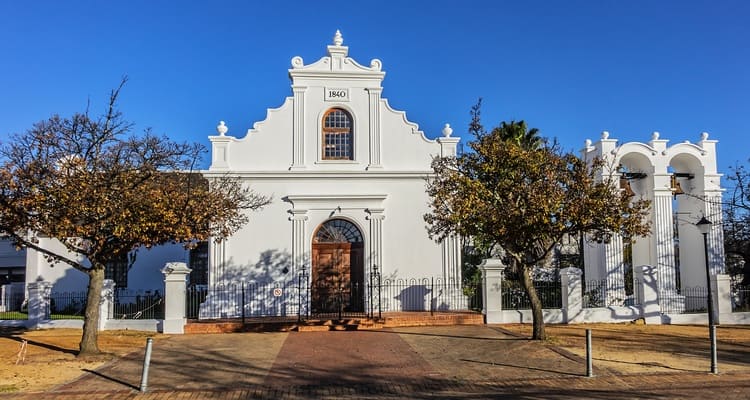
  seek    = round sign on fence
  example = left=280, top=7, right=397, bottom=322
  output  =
left=273, top=288, right=282, bottom=297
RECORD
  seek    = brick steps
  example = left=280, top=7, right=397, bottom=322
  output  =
left=185, top=311, right=483, bottom=334
left=382, top=312, right=484, bottom=328
left=296, top=319, right=384, bottom=332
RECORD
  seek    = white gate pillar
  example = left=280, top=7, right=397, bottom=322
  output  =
left=561, top=267, right=583, bottom=323
left=713, top=274, right=732, bottom=324
left=479, top=259, right=505, bottom=324
left=27, top=281, right=52, bottom=328
left=98, top=279, right=115, bottom=331
left=162, top=262, right=191, bottom=334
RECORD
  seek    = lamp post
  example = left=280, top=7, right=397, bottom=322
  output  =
left=696, top=216, right=717, bottom=374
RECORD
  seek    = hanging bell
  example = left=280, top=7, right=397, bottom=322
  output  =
left=671, top=175, right=685, bottom=198
left=620, top=176, right=635, bottom=197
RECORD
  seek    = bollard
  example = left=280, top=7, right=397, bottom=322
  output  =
left=140, top=337, right=154, bottom=392
left=586, top=329, right=593, bottom=377
left=710, top=324, right=718, bottom=374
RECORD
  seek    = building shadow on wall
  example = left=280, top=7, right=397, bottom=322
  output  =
left=393, top=284, right=432, bottom=311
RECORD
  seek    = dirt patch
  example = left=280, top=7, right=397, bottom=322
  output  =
left=501, top=323, right=750, bottom=375
left=0, top=328, right=164, bottom=393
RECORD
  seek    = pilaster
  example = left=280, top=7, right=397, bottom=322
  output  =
left=366, top=208, right=385, bottom=273
left=653, top=192, right=678, bottom=294
left=290, top=209, right=309, bottom=273
left=441, top=236, right=461, bottom=285
left=209, top=239, right=226, bottom=287
left=366, top=87, right=382, bottom=169
left=705, top=193, right=726, bottom=274
left=603, top=234, right=626, bottom=305
left=291, top=85, right=307, bottom=169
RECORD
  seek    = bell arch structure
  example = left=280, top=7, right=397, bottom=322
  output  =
left=581, top=131, right=725, bottom=310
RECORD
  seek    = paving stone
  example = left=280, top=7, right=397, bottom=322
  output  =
left=2, top=325, right=750, bottom=399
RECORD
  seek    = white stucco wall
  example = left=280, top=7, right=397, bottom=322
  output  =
left=209, top=176, right=444, bottom=282
left=25, top=238, right=187, bottom=293
left=204, top=32, right=460, bottom=288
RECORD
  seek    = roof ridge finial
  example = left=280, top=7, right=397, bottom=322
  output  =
left=333, top=29, right=343, bottom=46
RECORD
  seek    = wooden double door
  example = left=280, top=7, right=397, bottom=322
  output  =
left=311, top=241, right=365, bottom=315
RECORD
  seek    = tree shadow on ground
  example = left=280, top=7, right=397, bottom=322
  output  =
left=369, top=328, right=528, bottom=341
left=459, top=358, right=584, bottom=377
left=81, top=369, right=139, bottom=390
left=4, top=334, right=78, bottom=356
left=51, top=328, right=750, bottom=400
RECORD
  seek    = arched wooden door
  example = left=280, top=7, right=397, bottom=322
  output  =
left=311, top=219, right=365, bottom=316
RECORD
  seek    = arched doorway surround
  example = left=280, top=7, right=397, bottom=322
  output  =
left=311, top=218, right=365, bottom=315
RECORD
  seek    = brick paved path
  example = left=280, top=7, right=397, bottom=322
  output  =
left=264, top=330, right=442, bottom=387
left=2, top=326, right=750, bottom=399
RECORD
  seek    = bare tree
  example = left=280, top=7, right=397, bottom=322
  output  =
left=0, top=78, right=270, bottom=356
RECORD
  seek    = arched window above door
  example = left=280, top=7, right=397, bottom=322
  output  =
left=322, top=108, right=353, bottom=160
left=314, top=219, right=363, bottom=243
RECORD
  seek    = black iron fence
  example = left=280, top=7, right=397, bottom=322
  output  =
left=379, top=278, right=481, bottom=314
left=49, top=291, right=87, bottom=320
left=0, top=291, right=26, bottom=320
left=1, top=288, right=165, bottom=321
left=582, top=280, right=606, bottom=308
left=110, top=290, right=164, bottom=320
left=501, top=280, right=562, bottom=310
left=582, top=279, right=642, bottom=308
left=187, top=282, right=299, bottom=320
left=732, top=284, right=750, bottom=312
left=660, top=286, right=708, bottom=314
left=188, top=272, right=481, bottom=321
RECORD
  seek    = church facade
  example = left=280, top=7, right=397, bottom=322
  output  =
left=3, top=32, right=732, bottom=326
left=201, top=31, right=463, bottom=317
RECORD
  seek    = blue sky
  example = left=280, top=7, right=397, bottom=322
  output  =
left=1, top=1, right=747, bottom=173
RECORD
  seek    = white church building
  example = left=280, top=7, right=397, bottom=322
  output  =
left=200, top=30, right=463, bottom=317
left=3, top=31, right=738, bottom=327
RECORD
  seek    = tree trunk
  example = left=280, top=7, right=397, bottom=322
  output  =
left=520, top=265, right=546, bottom=340
left=79, top=266, right=105, bottom=357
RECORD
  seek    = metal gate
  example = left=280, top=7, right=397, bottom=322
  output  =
left=300, top=265, right=381, bottom=320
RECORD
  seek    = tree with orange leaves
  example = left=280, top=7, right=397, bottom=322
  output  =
left=0, top=79, right=270, bottom=356
left=425, top=105, right=650, bottom=340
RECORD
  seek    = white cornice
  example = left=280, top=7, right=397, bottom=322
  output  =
left=284, top=194, right=388, bottom=210
left=288, top=70, right=386, bottom=81
left=202, top=170, right=433, bottom=179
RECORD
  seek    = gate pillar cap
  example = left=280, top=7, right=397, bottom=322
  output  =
left=478, top=258, right=505, bottom=271
left=162, top=262, right=191, bottom=277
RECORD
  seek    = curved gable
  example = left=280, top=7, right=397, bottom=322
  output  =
left=208, top=31, right=457, bottom=173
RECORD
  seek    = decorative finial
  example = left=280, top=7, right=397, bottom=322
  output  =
left=651, top=131, right=660, bottom=140
left=585, top=139, right=592, bottom=148
left=217, top=121, right=228, bottom=136
left=333, top=30, right=343, bottom=46
left=442, top=123, right=453, bottom=137
left=701, top=131, right=709, bottom=141
left=601, top=131, right=609, bottom=140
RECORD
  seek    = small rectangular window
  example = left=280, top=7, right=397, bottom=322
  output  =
left=105, top=252, right=129, bottom=289
left=189, top=242, right=209, bottom=286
